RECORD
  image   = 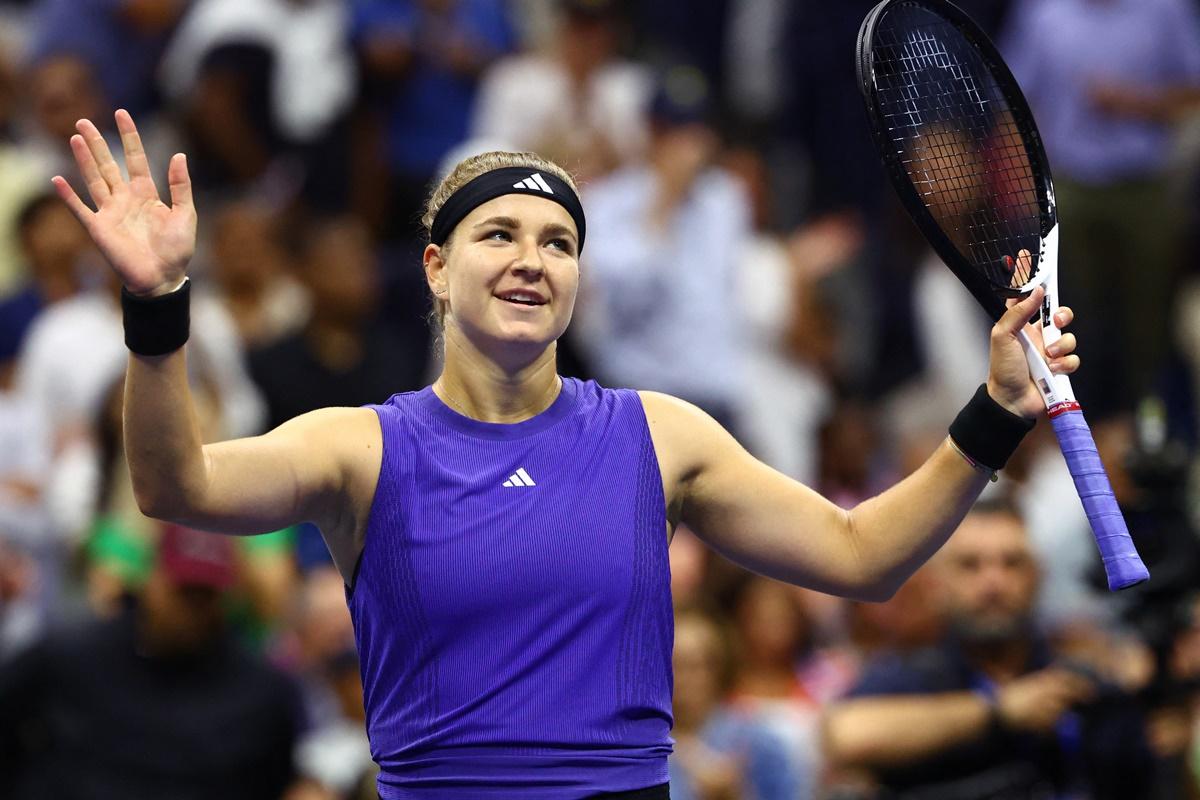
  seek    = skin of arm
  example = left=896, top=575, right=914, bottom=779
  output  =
left=124, top=347, right=380, bottom=579
left=643, top=391, right=987, bottom=601
left=822, top=693, right=993, bottom=769
left=643, top=283, right=1078, bottom=602
left=53, top=111, right=380, bottom=582
left=821, top=668, right=1096, bottom=770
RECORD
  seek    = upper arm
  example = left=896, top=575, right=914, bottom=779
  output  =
left=182, top=406, right=381, bottom=549
left=639, top=392, right=871, bottom=597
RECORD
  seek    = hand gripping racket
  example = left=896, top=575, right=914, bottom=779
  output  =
left=856, top=0, right=1148, bottom=589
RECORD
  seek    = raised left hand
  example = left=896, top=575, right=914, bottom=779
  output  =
left=985, top=254, right=1079, bottom=418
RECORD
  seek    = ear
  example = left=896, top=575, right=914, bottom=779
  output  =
left=423, top=243, right=448, bottom=298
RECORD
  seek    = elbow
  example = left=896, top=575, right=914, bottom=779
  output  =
left=132, top=485, right=178, bottom=521
left=853, top=561, right=907, bottom=603
left=840, top=509, right=904, bottom=603
left=130, top=477, right=195, bottom=523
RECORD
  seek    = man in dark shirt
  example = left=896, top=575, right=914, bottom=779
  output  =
left=823, top=499, right=1152, bottom=800
left=249, top=214, right=427, bottom=430
left=0, top=524, right=302, bottom=800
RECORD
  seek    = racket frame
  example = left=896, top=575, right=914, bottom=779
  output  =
left=856, top=0, right=1149, bottom=589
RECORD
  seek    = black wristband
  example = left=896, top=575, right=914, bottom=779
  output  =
left=121, top=279, right=190, bottom=356
left=949, top=384, right=1035, bottom=472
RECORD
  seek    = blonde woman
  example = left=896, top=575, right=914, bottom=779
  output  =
left=52, top=110, right=1079, bottom=799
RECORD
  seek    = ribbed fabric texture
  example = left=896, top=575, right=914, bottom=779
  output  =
left=348, top=378, right=674, bottom=798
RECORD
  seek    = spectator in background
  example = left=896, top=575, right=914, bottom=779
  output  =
left=352, top=0, right=514, bottom=242
left=729, top=576, right=822, bottom=798
left=12, top=243, right=263, bottom=551
left=578, top=66, right=749, bottom=430
left=158, top=0, right=356, bottom=203
left=283, top=567, right=375, bottom=800
left=0, top=536, right=40, bottom=659
left=209, top=198, right=309, bottom=349
left=671, top=606, right=806, bottom=800
left=823, top=499, right=1152, bottom=800
left=0, top=524, right=302, bottom=800
left=472, top=0, right=651, bottom=182
left=27, top=0, right=189, bottom=118
left=724, top=145, right=863, bottom=483
left=1002, top=0, right=1200, bottom=415
left=17, top=53, right=111, bottom=180
left=249, top=213, right=426, bottom=431
left=0, top=193, right=92, bottom=381
left=0, top=53, right=46, bottom=294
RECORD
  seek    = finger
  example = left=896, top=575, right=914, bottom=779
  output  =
left=75, top=118, right=125, bottom=192
left=1017, top=248, right=1033, bottom=279
left=1046, top=332, right=1076, bottom=358
left=167, top=153, right=193, bottom=211
left=69, top=134, right=110, bottom=206
left=1054, top=306, right=1073, bottom=328
left=51, top=175, right=96, bottom=226
left=114, top=109, right=156, bottom=190
left=1049, top=354, right=1081, bottom=374
left=996, top=285, right=1044, bottom=337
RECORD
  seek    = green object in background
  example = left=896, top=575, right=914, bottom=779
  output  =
left=87, top=516, right=154, bottom=586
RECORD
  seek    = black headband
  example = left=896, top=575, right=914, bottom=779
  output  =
left=430, top=166, right=586, bottom=255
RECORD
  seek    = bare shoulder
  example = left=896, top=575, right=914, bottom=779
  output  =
left=276, top=406, right=383, bottom=496
left=261, top=405, right=382, bottom=582
left=636, top=391, right=745, bottom=514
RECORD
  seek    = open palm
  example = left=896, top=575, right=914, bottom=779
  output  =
left=51, top=110, right=196, bottom=297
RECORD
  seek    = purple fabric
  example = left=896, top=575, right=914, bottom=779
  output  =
left=1001, top=0, right=1200, bottom=184
left=348, top=378, right=673, bottom=798
left=1050, top=409, right=1149, bottom=590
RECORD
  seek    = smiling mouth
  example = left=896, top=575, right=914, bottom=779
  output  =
left=495, top=293, right=547, bottom=307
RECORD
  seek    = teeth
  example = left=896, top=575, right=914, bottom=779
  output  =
left=501, top=292, right=541, bottom=304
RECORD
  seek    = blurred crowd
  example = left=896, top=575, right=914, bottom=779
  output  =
left=1, top=0, right=1200, bottom=798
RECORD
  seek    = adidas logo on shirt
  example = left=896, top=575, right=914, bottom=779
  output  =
left=512, top=173, right=554, bottom=194
left=502, top=468, right=537, bottom=487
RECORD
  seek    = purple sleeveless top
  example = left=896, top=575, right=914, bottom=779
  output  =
left=349, top=377, right=674, bottom=798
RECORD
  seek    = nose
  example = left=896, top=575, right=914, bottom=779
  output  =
left=511, top=235, right=545, bottom=277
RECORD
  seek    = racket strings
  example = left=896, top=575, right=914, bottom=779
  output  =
left=870, top=4, right=1042, bottom=291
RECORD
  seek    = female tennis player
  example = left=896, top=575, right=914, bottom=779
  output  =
left=53, top=110, right=1079, bottom=799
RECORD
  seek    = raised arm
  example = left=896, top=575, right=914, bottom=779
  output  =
left=52, top=112, right=378, bottom=580
left=644, top=288, right=1078, bottom=601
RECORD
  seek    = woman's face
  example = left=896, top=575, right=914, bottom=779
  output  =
left=426, top=193, right=580, bottom=359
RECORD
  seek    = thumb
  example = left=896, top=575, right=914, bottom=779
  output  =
left=996, top=285, right=1044, bottom=337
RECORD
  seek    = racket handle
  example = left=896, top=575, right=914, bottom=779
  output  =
left=1049, top=409, right=1149, bottom=591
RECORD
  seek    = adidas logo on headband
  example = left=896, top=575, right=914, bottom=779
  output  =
left=513, top=173, right=555, bottom=194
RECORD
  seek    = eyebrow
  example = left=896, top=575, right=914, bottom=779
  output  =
left=473, top=216, right=578, bottom=245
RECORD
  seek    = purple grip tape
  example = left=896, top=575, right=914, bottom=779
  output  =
left=1050, top=409, right=1149, bottom=591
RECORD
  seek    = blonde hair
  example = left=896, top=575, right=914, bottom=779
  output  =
left=421, top=151, right=579, bottom=330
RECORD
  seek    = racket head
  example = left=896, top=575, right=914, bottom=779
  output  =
left=856, top=0, right=1056, bottom=321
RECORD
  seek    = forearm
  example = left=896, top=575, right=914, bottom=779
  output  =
left=823, top=692, right=993, bottom=769
left=123, top=348, right=209, bottom=518
left=846, top=438, right=990, bottom=597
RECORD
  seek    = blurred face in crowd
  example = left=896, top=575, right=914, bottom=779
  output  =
left=428, top=194, right=580, bottom=361
left=561, top=11, right=618, bottom=77
left=29, top=55, right=105, bottom=141
left=139, top=569, right=227, bottom=656
left=20, top=200, right=91, bottom=293
left=937, top=510, right=1039, bottom=646
left=212, top=202, right=287, bottom=293
left=672, top=611, right=727, bottom=728
left=735, top=576, right=808, bottom=668
left=301, top=217, right=380, bottom=325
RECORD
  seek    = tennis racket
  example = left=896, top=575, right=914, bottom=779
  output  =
left=856, top=0, right=1148, bottom=590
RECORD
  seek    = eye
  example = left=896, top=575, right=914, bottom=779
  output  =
left=485, top=229, right=512, bottom=242
left=546, top=238, right=575, bottom=255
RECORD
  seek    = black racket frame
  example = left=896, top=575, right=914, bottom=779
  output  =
left=856, top=0, right=1057, bottom=321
